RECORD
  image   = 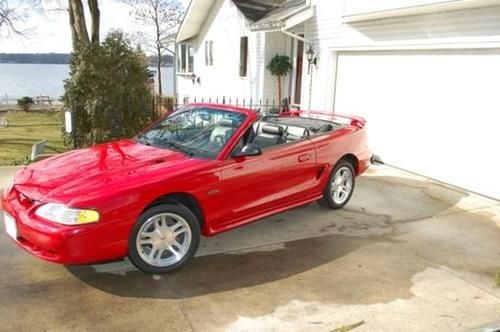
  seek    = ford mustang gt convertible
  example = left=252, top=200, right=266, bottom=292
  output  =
left=1, top=104, right=371, bottom=273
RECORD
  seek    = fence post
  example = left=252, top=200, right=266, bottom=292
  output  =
left=222, top=96, right=226, bottom=105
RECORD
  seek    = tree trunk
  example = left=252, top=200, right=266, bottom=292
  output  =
left=278, top=76, right=282, bottom=113
left=69, top=0, right=90, bottom=45
left=87, top=0, right=100, bottom=44
left=68, top=3, right=78, bottom=49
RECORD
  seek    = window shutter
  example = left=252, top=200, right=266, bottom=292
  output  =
left=205, top=41, right=209, bottom=66
left=240, top=37, right=248, bottom=77
left=181, top=44, right=187, bottom=72
left=209, top=41, right=214, bottom=66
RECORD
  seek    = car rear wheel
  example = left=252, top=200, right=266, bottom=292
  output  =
left=318, top=160, right=356, bottom=209
left=128, top=204, right=200, bottom=274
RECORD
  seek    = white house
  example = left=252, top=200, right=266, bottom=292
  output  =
left=176, top=0, right=500, bottom=200
left=175, top=0, right=312, bottom=109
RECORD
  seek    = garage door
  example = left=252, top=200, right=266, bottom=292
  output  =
left=334, top=49, right=500, bottom=199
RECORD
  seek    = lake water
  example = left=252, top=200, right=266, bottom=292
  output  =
left=0, top=63, right=174, bottom=102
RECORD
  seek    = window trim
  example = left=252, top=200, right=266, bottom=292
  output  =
left=177, top=43, right=194, bottom=75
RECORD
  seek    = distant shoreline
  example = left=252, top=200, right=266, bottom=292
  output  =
left=0, top=53, right=173, bottom=66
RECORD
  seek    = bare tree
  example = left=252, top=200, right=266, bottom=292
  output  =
left=68, top=0, right=100, bottom=47
left=0, top=0, right=42, bottom=35
left=124, top=0, right=184, bottom=96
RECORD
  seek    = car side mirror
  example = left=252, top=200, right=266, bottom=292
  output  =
left=233, top=144, right=262, bottom=158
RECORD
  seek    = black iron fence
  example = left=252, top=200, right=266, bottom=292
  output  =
left=158, top=95, right=296, bottom=118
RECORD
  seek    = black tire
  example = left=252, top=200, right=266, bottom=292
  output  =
left=128, top=203, right=200, bottom=274
left=318, top=160, right=356, bottom=209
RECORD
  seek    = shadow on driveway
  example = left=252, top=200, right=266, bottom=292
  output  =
left=64, top=174, right=469, bottom=300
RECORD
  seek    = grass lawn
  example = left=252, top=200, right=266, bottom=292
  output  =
left=0, top=111, right=66, bottom=165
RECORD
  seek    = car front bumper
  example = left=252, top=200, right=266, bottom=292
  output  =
left=1, top=187, right=129, bottom=265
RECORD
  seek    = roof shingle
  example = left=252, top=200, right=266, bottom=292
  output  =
left=232, top=0, right=288, bottom=21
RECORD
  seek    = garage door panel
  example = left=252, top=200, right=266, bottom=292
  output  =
left=335, top=49, right=500, bottom=199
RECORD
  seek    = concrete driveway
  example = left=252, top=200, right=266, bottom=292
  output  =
left=0, top=165, right=499, bottom=331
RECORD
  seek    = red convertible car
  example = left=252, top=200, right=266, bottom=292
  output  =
left=1, top=104, right=371, bottom=273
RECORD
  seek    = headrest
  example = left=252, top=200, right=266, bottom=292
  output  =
left=262, top=124, right=284, bottom=136
left=219, top=118, right=236, bottom=127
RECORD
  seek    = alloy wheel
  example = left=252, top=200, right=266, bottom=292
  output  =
left=136, top=212, right=192, bottom=268
left=331, top=166, right=354, bottom=205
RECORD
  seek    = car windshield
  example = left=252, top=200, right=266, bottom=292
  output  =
left=138, top=107, right=247, bottom=158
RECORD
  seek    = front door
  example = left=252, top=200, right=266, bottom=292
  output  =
left=292, top=38, right=304, bottom=107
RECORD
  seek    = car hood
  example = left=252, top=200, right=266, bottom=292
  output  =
left=13, top=139, right=203, bottom=204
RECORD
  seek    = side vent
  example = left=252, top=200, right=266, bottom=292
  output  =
left=316, top=165, right=327, bottom=180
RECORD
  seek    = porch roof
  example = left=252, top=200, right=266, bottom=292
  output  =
left=250, top=0, right=313, bottom=32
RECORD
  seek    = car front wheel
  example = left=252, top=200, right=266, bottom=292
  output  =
left=128, top=203, right=200, bottom=274
left=318, top=160, right=356, bottom=209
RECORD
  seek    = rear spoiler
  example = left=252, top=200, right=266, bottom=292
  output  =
left=332, top=113, right=366, bottom=129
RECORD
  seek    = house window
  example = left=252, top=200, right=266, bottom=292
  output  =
left=205, top=41, right=213, bottom=66
left=177, top=43, right=194, bottom=73
left=239, top=36, right=248, bottom=77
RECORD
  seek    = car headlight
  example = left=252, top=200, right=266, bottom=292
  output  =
left=35, top=203, right=100, bottom=225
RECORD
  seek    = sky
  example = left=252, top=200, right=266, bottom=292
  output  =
left=0, top=0, right=190, bottom=54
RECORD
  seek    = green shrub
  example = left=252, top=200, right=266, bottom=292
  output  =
left=17, top=97, right=34, bottom=111
left=62, top=31, right=153, bottom=148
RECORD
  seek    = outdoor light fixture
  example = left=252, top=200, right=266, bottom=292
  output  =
left=306, top=45, right=317, bottom=74
left=191, top=73, right=200, bottom=84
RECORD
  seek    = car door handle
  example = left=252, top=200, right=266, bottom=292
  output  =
left=298, top=154, right=311, bottom=163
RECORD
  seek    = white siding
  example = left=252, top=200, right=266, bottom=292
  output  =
left=177, top=0, right=262, bottom=103
left=301, top=0, right=500, bottom=111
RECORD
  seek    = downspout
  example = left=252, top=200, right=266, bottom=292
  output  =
left=280, top=28, right=311, bottom=45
